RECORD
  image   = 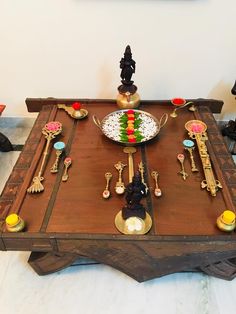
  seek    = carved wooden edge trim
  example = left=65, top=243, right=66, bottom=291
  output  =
left=197, top=106, right=236, bottom=210
left=0, top=105, right=54, bottom=233
left=200, top=258, right=236, bottom=281
left=25, top=97, right=224, bottom=114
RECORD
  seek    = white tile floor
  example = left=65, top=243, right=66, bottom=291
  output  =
left=1, top=118, right=236, bottom=314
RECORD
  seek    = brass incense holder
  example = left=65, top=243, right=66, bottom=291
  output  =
left=27, top=121, right=62, bottom=193
left=115, top=210, right=152, bottom=235
left=185, top=120, right=222, bottom=196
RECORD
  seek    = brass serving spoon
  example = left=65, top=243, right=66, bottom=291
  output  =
left=27, top=121, right=62, bottom=193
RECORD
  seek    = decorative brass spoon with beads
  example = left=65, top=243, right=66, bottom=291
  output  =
left=114, top=161, right=126, bottom=195
left=183, top=139, right=198, bottom=172
left=51, top=141, right=65, bottom=173
left=62, top=157, right=72, bottom=182
left=177, top=153, right=188, bottom=180
left=102, top=172, right=112, bottom=199
left=151, top=171, right=162, bottom=197
left=27, top=121, right=62, bottom=193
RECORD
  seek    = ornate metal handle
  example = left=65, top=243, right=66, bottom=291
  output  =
left=92, top=115, right=102, bottom=130
left=158, top=113, right=168, bottom=129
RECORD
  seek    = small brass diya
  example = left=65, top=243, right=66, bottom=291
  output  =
left=5, top=214, right=25, bottom=232
left=57, top=102, right=88, bottom=120
left=170, top=98, right=196, bottom=118
left=216, top=210, right=236, bottom=232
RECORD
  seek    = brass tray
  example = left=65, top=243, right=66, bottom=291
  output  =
left=93, top=109, right=168, bottom=146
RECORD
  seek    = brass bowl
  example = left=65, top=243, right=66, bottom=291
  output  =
left=115, top=211, right=152, bottom=235
left=93, top=109, right=168, bottom=147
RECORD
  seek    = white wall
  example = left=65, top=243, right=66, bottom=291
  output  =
left=0, top=0, right=235, bottom=119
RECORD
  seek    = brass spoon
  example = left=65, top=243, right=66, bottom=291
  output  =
left=102, top=172, right=112, bottom=199
left=62, top=157, right=72, bottom=182
left=27, top=121, right=62, bottom=193
left=114, top=161, right=126, bottom=195
left=51, top=141, right=65, bottom=173
left=151, top=171, right=162, bottom=197
left=177, top=153, right=188, bottom=180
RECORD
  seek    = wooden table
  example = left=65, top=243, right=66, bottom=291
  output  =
left=1, top=98, right=236, bottom=282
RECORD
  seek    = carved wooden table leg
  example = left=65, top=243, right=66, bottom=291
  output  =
left=28, top=252, right=78, bottom=275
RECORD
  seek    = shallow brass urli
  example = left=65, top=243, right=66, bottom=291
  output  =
left=185, top=120, right=222, bottom=196
left=115, top=211, right=152, bottom=235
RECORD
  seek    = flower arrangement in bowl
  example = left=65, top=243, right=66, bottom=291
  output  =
left=119, top=109, right=144, bottom=143
left=93, top=109, right=168, bottom=146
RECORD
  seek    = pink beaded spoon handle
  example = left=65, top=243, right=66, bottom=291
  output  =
left=27, top=121, right=62, bottom=193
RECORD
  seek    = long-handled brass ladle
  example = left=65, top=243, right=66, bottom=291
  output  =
left=27, top=121, right=62, bottom=193
left=123, top=147, right=136, bottom=183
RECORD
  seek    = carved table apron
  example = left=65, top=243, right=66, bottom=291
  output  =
left=1, top=98, right=236, bottom=282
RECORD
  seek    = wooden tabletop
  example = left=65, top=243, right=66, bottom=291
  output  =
left=1, top=98, right=236, bottom=281
left=1, top=98, right=235, bottom=236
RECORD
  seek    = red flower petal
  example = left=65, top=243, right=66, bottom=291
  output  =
left=171, top=98, right=186, bottom=106
left=127, top=109, right=135, bottom=114
left=72, top=102, right=81, bottom=110
left=128, top=138, right=136, bottom=143
left=127, top=129, right=134, bottom=135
